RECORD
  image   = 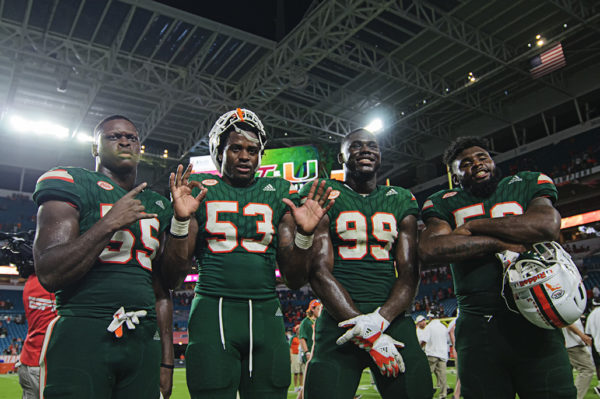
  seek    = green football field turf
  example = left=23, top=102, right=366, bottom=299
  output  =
left=1, top=367, right=599, bottom=398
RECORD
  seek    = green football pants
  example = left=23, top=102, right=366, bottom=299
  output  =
left=304, top=303, right=434, bottom=399
left=186, top=294, right=290, bottom=399
left=455, top=310, right=576, bottom=399
left=40, top=315, right=161, bottom=399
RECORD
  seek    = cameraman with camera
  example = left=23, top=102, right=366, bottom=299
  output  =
left=2, top=231, right=57, bottom=399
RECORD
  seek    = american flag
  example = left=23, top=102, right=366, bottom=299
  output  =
left=530, top=43, right=566, bottom=79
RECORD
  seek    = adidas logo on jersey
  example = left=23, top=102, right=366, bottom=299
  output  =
left=275, top=307, right=283, bottom=317
left=155, top=200, right=165, bottom=209
left=263, top=184, right=276, bottom=192
left=386, top=188, right=398, bottom=196
left=508, top=175, right=523, bottom=184
left=153, top=330, right=161, bottom=341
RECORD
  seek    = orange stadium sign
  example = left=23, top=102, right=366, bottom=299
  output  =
left=561, top=210, right=600, bottom=229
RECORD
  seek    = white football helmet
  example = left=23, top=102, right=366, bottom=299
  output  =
left=208, top=108, right=267, bottom=171
left=504, top=241, right=586, bottom=330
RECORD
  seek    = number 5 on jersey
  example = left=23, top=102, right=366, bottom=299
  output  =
left=98, top=204, right=160, bottom=270
left=205, top=201, right=274, bottom=253
left=452, top=201, right=523, bottom=227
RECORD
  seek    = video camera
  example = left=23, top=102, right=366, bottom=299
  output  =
left=0, top=230, right=35, bottom=278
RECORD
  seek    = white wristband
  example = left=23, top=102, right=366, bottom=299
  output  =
left=170, top=216, right=190, bottom=238
left=294, top=232, right=314, bottom=250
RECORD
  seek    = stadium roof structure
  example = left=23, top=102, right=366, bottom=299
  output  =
left=0, top=0, right=599, bottom=189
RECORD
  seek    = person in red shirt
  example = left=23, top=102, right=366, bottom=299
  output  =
left=17, top=262, right=57, bottom=399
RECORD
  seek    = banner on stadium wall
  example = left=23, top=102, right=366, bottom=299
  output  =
left=173, top=331, right=188, bottom=345
left=190, top=144, right=343, bottom=189
left=561, top=210, right=600, bottom=229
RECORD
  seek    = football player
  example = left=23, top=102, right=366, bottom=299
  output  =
left=166, top=108, right=334, bottom=399
left=33, top=115, right=181, bottom=399
left=300, top=128, right=433, bottom=399
left=418, top=136, right=576, bottom=398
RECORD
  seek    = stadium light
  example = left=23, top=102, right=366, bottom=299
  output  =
left=365, top=118, right=383, bottom=133
left=9, top=115, right=69, bottom=139
left=76, top=132, right=94, bottom=143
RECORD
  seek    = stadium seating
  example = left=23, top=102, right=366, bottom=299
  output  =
left=0, top=195, right=36, bottom=232
left=0, top=317, right=27, bottom=353
left=0, top=290, right=24, bottom=313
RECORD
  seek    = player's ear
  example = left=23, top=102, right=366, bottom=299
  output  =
left=91, top=143, right=98, bottom=157
left=337, top=152, right=346, bottom=165
left=218, top=154, right=223, bottom=163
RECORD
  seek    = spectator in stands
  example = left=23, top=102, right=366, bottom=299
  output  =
left=562, top=319, right=596, bottom=399
left=594, top=286, right=600, bottom=300
left=0, top=320, right=6, bottom=338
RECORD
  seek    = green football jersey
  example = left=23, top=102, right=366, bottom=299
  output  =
left=33, top=167, right=173, bottom=319
left=421, top=171, right=558, bottom=315
left=299, top=179, right=419, bottom=303
left=189, top=174, right=299, bottom=299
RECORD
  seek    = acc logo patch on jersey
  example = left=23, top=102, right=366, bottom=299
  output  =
left=97, top=181, right=114, bottom=190
left=442, top=191, right=458, bottom=199
left=537, top=173, right=554, bottom=185
left=202, top=179, right=218, bottom=186
left=37, top=169, right=74, bottom=184
left=422, top=199, right=434, bottom=210
left=329, top=190, right=341, bottom=199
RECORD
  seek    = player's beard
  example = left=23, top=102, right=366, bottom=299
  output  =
left=348, top=167, right=377, bottom=182
left=463, top=168, right=502, bottom=198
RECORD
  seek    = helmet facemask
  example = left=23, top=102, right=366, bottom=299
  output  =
left=208, top=108, right=267, bottom=174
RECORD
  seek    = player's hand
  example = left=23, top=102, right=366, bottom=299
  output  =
left=582, top=334, right=593, bottom=346
left=170, top=164, right=207, bottom=220
left=368, top=334, right=405, bottom=377
left=336, top=307, right=390, bottom=350
left=452, top=224, right=471, bottom=236
left=159, top=366, right=173, bottom=399
left=282, top=179, right=334, bottom=235
left=104, top=182, right=158, bottom=231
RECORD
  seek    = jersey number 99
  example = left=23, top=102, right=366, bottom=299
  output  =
left=336, top=211, right=397, bottom=260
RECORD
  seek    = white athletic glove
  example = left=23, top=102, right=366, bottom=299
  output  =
left=336, top=307, right=390, bottom=350
left=495, top=250, right=521, bottom=269
left=107, top=307, right=147, bottom=338
left=369, top=334, right=405, bottom=377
